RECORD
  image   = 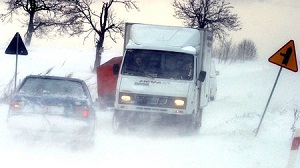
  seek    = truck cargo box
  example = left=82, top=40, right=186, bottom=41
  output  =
left=96, top=56, right=122, bottom=107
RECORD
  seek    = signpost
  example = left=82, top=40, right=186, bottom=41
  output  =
left=5, top=32, right=28, bottom=90
left=255, top=40, right=298, bottom=136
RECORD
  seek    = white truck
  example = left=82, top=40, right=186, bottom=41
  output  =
left=112, top=23, right=213, bottom=133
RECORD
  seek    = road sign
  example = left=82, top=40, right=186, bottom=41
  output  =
left=268, top=40, right=298, bottom=72
left=5, top=32, right=28, bottom=90
left=5, top=32, right=28, bottom=55
left=256, top=40, right=298, bottom=136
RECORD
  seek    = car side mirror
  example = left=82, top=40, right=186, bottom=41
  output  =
left=198, top=71, right=206, bottom=82
left=113, top=64, right=120, bottom=75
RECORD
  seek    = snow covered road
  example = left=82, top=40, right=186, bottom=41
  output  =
left=1, top=61, right=299, bottom=168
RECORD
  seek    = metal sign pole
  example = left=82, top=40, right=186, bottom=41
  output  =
left=14, top=33, right=19, bottom=90
left=255, top=66, right=283, bottom=137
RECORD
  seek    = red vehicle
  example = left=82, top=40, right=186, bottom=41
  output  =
left=96, top=56, right=122, bottom=108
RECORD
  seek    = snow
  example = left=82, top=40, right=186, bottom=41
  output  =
left=7, top=115, right=89, bottom=132
left=1, top=43, right=300, bottom=168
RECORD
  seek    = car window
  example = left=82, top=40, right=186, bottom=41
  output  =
left=19, top=78, right=87, bottom=99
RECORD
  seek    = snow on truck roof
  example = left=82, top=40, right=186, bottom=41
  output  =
left=126, top=24, right=202, bottom=54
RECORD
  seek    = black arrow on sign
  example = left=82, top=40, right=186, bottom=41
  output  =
left=280, top=47, right=292, bottom=65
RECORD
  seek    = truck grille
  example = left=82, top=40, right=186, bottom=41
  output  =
left=136, top=95, right=168, bottom=106
left=118, top=92, right=186, bottom=109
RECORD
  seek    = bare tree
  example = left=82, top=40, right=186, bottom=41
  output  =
left=172, top=0, right=241, bottom=39
left=235, top=39, right=257, bottom=61
left=213, top=38, right=257, bottom=63
left=71, top=0, right=139, bottom=71
left=213, top=38, right=236, bottom=63
left=1, top=0, right=82, bottom=46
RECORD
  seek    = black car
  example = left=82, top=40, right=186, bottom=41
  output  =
left=7, top=75, right=96, bottom=147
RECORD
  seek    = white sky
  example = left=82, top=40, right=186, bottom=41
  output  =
left=1, top=0, right=300, bottom=60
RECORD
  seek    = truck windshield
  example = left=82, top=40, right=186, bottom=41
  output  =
left=121, top=49, right=194, bottom=80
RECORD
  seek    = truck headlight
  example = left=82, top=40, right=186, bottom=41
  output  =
left=174, top=99, right=185, bottom=107
left=120, top=95, right=132, bottom=103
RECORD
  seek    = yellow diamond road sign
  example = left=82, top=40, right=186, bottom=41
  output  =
left=268, top=40, right=298, bottom=72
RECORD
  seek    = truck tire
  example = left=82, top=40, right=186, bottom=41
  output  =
left=210, top=95, right=215, bottom=101
left=112, top=111, right=126, bottom=133
left=185, top=109, right=202, bottom=134
left=194, top=109, right=203, bottom=130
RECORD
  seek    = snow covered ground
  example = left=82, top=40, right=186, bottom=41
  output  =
left=0, top=43, right=300, bottom=168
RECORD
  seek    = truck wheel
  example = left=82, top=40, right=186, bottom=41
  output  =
left=112, top=111, right=125, bottom=133
left=196, top=109, right=203, bottom=130
left=194, top=109, right=203, bottom=130
left=185, top=110, right=202, bottom=134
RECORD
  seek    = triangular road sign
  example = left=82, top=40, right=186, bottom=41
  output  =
left=5, top=32, right=28, bottom=55
left=268, top=40, right=298, bottom=72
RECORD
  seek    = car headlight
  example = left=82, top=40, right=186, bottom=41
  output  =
left=120, top=94, right=132, bottom=103
left=174, top=99, right=185, bottom=107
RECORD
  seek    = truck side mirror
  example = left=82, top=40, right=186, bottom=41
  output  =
left=113, top=64, right=120, bottom=75
left=198, top=71, right=206, bottom=82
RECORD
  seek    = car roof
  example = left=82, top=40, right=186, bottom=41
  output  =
left=24, top=75, right=85, bottom=83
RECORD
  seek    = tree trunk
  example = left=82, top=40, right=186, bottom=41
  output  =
left=25, top=13, right=35, bottom=46
left=93, top=41, right=104, bottom=72
left=25, top=31, right=33, bottom=46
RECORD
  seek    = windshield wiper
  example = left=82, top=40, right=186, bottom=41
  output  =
left=144, top=72, right=157, bottom=79
left=123, top=69, right=158, bottom=79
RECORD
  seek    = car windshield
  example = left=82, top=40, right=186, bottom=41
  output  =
left=121, top=49, right=194, bottom=80
left=18, top=77, right=87, bottom=99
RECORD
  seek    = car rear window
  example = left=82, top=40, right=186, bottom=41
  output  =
left=19, top=77, right=87, bottom=99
